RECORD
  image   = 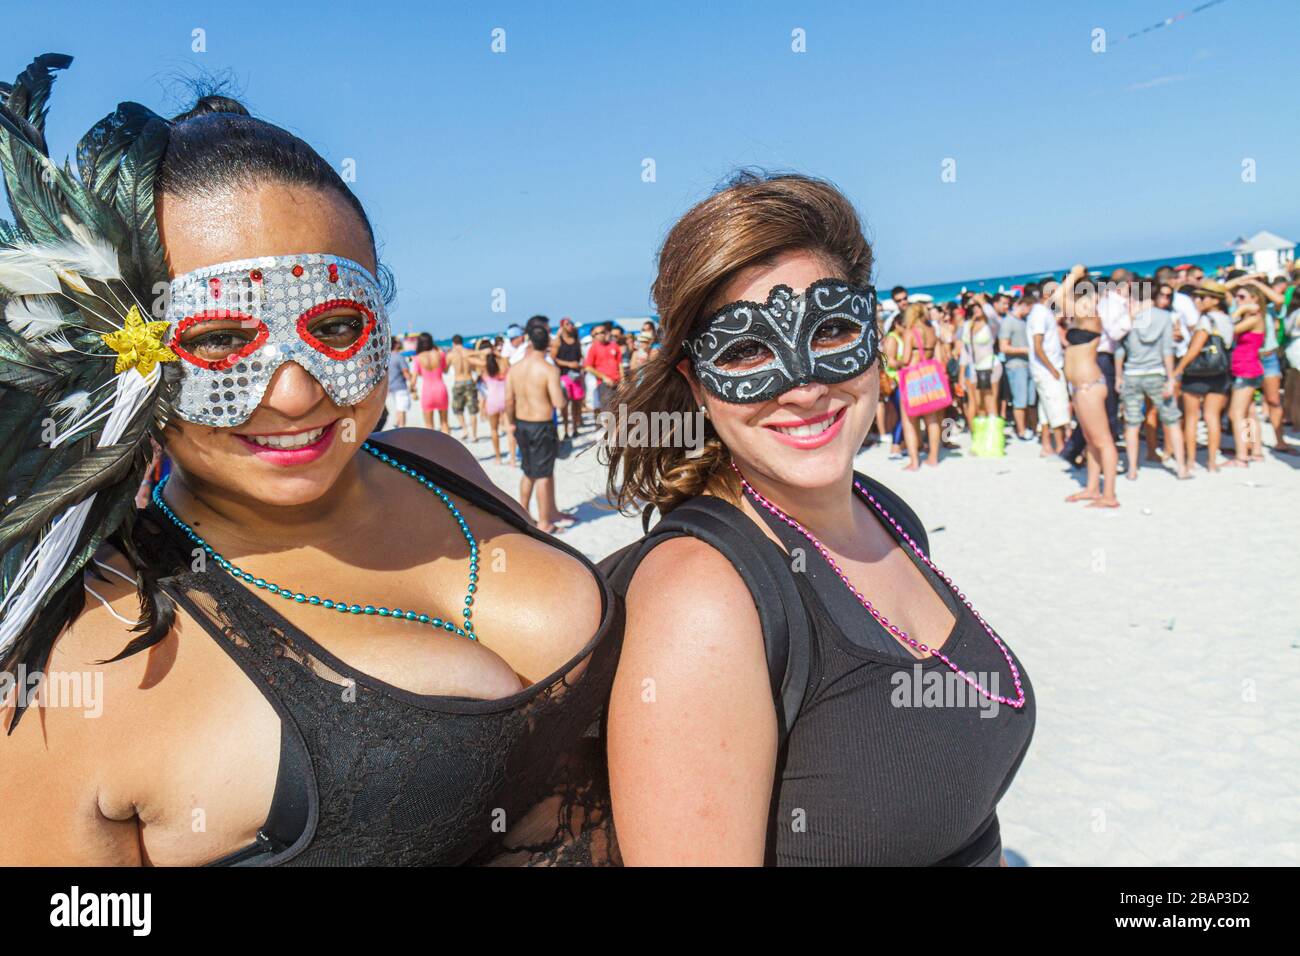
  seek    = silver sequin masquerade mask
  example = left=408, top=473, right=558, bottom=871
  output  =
left=684, top=278, right=879, bottom=403
left=163, top=253, right=389, bottom=426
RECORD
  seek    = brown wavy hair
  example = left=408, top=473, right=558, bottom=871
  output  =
left=601, top=170, right=874, bottom=518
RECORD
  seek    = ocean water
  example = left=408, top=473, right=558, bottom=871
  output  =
left=901, top=250, right=1236, bottom=303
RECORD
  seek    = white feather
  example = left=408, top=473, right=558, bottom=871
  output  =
left=0, top=250, right=61, bottom=296
left=50, top=389, right=93, bottom=417
left=0, top=243, right=126, bottom=329
left=0, top=238, right=120, bottom=295
left=4, top=295, right=67, bottom=339
left=40, top=330, right=77, bottom=353
left=59, top=216, right=123, bottom=281
left=0, top=364, right=160, bottom=653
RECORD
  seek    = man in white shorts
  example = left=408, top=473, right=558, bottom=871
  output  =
left=385, top=335, right=413, bottom=427
left=1025, top=289, right=1069, bottom=456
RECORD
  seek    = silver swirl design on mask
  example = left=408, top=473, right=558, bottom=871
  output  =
left=685, top=278, right=878, bottom=404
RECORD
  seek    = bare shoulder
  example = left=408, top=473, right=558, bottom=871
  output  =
left=370, top=427, right=529, bottom=521
left=608, top=531, right=777, bottom=866
left=0, top=543, right=161, bottom=864
left=629, top=534, right=755, bottom=610
left=43, top=543, right=163, bottom=718
left=623, top=534, right=764, bottom=672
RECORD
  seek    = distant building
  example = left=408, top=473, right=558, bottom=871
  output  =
left=1230, top=231, right=1296, bottom=275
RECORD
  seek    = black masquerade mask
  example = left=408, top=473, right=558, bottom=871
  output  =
left=684, top=278, right=879, bottom=403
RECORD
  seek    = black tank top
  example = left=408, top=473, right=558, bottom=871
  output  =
left=131, top=438, right=620, bottom=866
left=555, top=334, right=582, bottom=366
left=754, top=481, right=1034, bottom=863
left=660, top=483, right=1035, bottom=866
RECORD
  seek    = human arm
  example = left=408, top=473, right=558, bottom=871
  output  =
left=1232, top=306, right=1262, bottom=335
left=1032, top=333, right=1059, bottom=379
left=584, top=345, right=612, bottom=384
left=0, top=569, right=150, bottom=865
left=606, top=536, right=778, bottom=865
left=1173, top=328, right=1209, bottom=379
left=1226, top=275, right=1284, bottom=306
left=1159, top=320, right=1176, bottom=396
left=546, top=365, right=565, bottom=412
left=1051, top=264, right=1087, bottom=315
left=997, top=322, right=1029, bottom=358
left=504, top=365, right=517, bottom=423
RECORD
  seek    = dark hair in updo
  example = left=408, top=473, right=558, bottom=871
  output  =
left=159, top=93, right=395, bottom=303
left=61, top=92, right=397, bottom=677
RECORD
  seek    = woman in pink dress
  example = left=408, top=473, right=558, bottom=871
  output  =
left=414, top=332, right=450, bottom=433
left=479, top=347, right=511, bottom=464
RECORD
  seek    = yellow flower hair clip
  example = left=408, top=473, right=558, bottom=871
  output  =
left=100, top=305, right=178, bottom=377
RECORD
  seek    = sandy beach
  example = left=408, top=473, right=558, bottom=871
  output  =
left=453, top=416, right=1300, bottom=867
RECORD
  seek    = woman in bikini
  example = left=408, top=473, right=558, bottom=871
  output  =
left=1060, top=265, right=1119, bottom=507
left=896, top=302, right=944, bottom=470
left=962, top=305, right=999, bottom=420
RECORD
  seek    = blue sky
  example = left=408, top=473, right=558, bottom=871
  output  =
left=3, top=0, right=1296, bottom=336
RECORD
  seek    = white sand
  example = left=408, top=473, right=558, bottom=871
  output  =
left=450, top=413, right=1299, bottom=866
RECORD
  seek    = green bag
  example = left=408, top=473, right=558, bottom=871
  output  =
left=970, top=415, right=1006, bottom=458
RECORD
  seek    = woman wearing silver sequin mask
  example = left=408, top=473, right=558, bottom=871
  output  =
left=600, top=172, right=1035, bottom=865
left=0, top=55, right=619, bottom=865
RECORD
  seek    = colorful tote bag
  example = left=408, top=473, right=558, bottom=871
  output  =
left=898, top=358, right=952, bottom=417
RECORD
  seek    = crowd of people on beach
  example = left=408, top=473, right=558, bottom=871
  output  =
left=384, top=260, right=1300, bottom=517
left=382, top=317, right=662, bottom=531
left=866, top=260, right=1300, bottom=506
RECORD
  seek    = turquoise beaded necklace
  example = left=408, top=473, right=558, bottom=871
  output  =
left=149, top=441, right=480, bottom=641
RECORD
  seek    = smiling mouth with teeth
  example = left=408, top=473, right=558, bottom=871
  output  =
left=770, top=411, right=841, bottom=437
left=244, top=425, right=329, bottom=449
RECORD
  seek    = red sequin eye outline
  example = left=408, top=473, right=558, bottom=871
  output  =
left=169, top=310, right=269, bottom=370
left=296, top=299, right=376, bottom=360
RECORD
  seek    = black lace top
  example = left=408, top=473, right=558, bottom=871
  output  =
left=130, top=438, right=620, bottom=866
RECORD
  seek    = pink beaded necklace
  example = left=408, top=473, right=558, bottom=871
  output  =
left=733, top=465, right=1025, bottom=709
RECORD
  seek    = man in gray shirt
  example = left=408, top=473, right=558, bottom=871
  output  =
left=996, top=294, right=1036, bottom=440
left=1117, top=281, right=1188, bottom=479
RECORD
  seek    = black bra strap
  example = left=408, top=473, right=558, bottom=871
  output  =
left=157, top=577, right=317, bottom=865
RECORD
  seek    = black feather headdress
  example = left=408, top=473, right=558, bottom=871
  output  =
left=0, top=54, right=177, bottom=698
